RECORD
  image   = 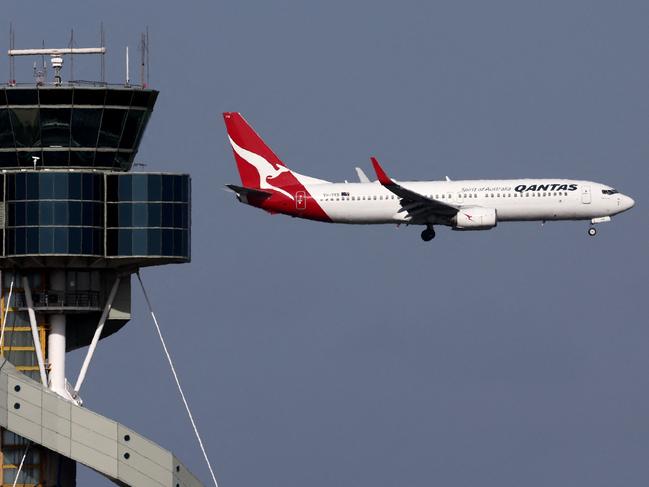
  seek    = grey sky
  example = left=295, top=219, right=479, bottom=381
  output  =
left=4, top=1, right=648, bottom=485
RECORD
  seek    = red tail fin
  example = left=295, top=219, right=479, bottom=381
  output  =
left=223, top=112, right=291, bottom=189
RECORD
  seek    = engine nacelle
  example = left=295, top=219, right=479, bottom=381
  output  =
left=452, top=206, right=497, bottom=230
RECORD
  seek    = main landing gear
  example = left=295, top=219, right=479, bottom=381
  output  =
left=588, top=227, right=597, bottom=237
left=421, top=225, right=436, bottom=241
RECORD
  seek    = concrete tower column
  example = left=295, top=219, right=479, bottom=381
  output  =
left=48, top=270, right=67, bottom=396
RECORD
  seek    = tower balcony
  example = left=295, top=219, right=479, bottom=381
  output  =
left=13, top=290, right=102, bottom=312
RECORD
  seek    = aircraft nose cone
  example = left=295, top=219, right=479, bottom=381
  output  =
left=624, top=195, right=635, bottom=210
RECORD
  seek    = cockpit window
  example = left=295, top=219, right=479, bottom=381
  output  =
left=602, top=189, right=619, bottom=195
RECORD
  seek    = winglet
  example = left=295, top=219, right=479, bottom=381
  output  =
left=355, top=167, right=371, bottom=183
left=370, top=157, right=393, bottom=185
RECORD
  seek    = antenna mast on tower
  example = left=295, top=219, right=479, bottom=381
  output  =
left=146, top=26, right=150, bottom=86
left=69, top=28, right=75, bottom=81
left=9, top=23, right=15, bottom=84
left=100, top=23, right=106, bottom=83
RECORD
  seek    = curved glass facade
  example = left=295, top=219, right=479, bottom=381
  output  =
left=2, top=172, right=190, bottom=262
left=0, top=87, right=157, bottom=171
left=5, top=173, right=104, bottom=256
left=106, top=174, right=190, bottom=258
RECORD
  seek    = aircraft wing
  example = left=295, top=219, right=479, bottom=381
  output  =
left=370, top=157, right=458, bottom=222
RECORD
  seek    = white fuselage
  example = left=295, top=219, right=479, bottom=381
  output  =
left=307, top=179, right=633, bottom=225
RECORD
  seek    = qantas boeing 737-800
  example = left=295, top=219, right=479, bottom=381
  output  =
left=223, top=112, right=634, bottom=241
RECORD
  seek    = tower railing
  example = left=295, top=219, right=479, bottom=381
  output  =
left=14, top=290, right=101, bottom=311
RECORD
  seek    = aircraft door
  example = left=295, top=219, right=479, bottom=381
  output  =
left=581, top=186, right=591, bottom=204
left=296, top=191, right=306, bottom=210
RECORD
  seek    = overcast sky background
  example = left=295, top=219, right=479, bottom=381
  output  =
left=4, top=1, right=649, bottom=485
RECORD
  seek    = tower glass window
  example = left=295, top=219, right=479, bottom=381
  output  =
left=106, top=174, right=190, bottom=258
left=4, top=172, right=104, bottom=256
left=0, top=87, right=157, bottom=171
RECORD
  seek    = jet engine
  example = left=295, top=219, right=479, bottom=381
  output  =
left=452, top=207, right=497, bottom=230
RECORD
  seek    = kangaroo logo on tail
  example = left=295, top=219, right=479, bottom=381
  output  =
left=227, top=136, right=295, bottom=200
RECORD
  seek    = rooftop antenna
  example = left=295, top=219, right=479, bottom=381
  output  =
left=69, top=28, right=74, bottom=82
left=41, top=39, right=46, bottom=80
left=100, top=23, right=105, bottom=83
left=32, top=39, right=46, bottom=85
left=33, top=61, right=45, bottom=85
left=146, top=26, right=150, bottom=87
left=9, top=46, right=106, bottom=86
left=9, top=23, right=15, bottom=85
left=125, top=45, right=130, bottom=86
left=51, top=52, right=63, bottom=85
left=139, top=31, right=145, bottom=87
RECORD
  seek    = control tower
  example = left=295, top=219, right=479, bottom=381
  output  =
left=0, top=34, right=203, bottom=486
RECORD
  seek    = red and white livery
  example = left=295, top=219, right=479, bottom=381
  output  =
left=224, top=112, right=634, bottom=241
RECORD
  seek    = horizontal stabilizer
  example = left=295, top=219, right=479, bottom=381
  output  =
left=226, top=184, right=273, bottom=199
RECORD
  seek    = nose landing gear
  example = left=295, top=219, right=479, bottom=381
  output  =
left=421, top=225, right=436, bottom=241
left=588, top=227, right=597, bottom=237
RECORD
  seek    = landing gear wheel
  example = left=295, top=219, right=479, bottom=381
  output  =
left=421, top=228, right=436, bottom=241
left=588, top=227, right=597, bottom=237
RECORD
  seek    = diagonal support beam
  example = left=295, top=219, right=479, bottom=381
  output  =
left=22, top=276, right=48, bottom=387
left=73, top=276, right=121, bottom=395
left=0, top=278, right=15, bottom=354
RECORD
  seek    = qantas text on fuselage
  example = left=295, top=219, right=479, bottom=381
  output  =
left=223, top=112, right=634, bottom=241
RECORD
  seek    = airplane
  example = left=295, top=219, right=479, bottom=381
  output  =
left=223, top=112, right=635, bottom=241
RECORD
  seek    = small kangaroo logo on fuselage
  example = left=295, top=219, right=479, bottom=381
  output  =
left=228, top=136, right=294, bottom=200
